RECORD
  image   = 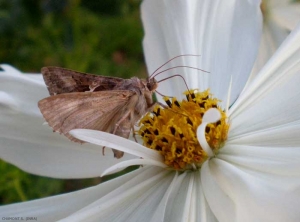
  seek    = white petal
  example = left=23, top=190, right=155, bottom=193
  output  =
left=201, top=161, right=235, bottom=222
left=272, top=3, right=300, bottom=30
left=247, top=2, right=300, bottom=84
left=220, top=144, right=300, bottom=176
left=165, top=171, right=216, bottom=222
left=197, top=108, right=221, bottom=157
left=150, top=171, right=182, bottom=222
left=101, top=158, right=167, bottom=176
left=0, top=66, right=134, bottom=178
left=229, top=22, right=300, bottom=139
left=25, top=73, right=45, bottom=81
left=247, top=20, right=287, bottom=83
left=0, top=165, right=217, bottom=221
left=70, top=129, right=163, bottom=162
left=202, top=157, right=300, bottom=222
left=180, top=172, right=217, bottom=222
left=74, top=168, right=215, bottom=222
left=196, top=172, right=218, bottom=222
left=142, top=0, right=262, bottom=106
left=0, top=91, right=18, bottom=110
left=267, top=0, right=290, bottom=8
left=0, top=64, right=47, bottom=116
left=229, top=123, right=300, bottom=147
left=181, top=173, right=195, bottom=221
left=59, top=167, right=175, bottom=221
left=0, top=167, right=156, bottom=221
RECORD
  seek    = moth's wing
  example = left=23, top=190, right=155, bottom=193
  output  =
left=41, top=67, right=124, bottom=95
left=38, top=90, right=135, bottom=144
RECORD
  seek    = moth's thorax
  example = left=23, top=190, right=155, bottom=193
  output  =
left=131, top=77, right=146, bottom=89
left=116, top=77, right=152, bottom=95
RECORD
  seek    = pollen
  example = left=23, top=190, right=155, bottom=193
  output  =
left=138, top=89, right=230, bottom=170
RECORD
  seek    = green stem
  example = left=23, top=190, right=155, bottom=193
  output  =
left=14, top=179, right=27, bottom=201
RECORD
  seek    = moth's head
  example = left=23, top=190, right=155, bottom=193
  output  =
left=146, top=78, right=158, bottom=92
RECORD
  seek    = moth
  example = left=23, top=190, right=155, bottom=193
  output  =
left=38, top=56, right=204, bottom=159
left=38, top=67, right=158, bottom=159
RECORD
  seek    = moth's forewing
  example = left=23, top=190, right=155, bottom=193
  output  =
left=39, top=67, right=158, bottom=159
left=41, top=67, right=124, bottom=95
left=38, top=90, right=135, bottom=151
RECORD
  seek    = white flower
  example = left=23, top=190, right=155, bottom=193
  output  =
left=1, top=0, right=300, bottom=221
left=250, top=0, right=300, bottom=79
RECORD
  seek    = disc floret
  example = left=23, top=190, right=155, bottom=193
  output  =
left=138, top=89, right=229, bottom=170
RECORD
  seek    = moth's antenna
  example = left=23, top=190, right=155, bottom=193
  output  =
left=149, top=54, right=201, bottom=79
left=155, top=90, right=174, bottom=98
left=152, top=65, right=209, bottom=79
left=157, top=74, right=191, bottom=94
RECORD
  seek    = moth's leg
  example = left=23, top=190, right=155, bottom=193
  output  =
left=103, top=146, right=124, bottom=159
left=112, top=109, right=132, bottom=135
left=157, top=102, right=169, bottom=109
left=146, top=101, right=168, bottom=112
left=130, top=111, right=138, bottom=142
left=145, top=90, right=169, bottom=110
left=131, top=125, right=138, bottom=142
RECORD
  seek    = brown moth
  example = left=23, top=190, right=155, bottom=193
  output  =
left=38, top=67, right=158, bottom=159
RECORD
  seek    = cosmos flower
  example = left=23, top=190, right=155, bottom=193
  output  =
left=1, top=0, right=300, bottom=221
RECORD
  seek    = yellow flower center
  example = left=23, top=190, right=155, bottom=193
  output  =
left=138, top=89, right=230, bottom=170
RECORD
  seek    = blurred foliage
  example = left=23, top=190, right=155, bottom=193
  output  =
left=0, top=0, right=145, bottom=78
left=0, top=160, right=63, bottom=204
left=0, top=0, right=144, bottom=204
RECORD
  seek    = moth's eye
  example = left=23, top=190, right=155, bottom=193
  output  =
left=147, top=83, right=152, bottom=90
